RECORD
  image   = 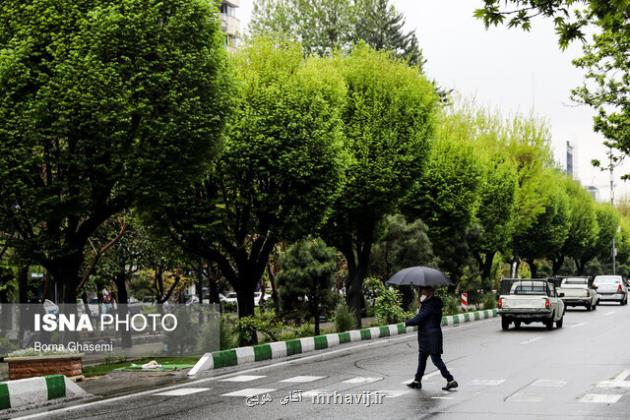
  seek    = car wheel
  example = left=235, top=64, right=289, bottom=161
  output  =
left=501, top=317, right=510, bottom=331
left=592, top=302, right=597, bottom=310
left=545, top=319, right=554, bottom=330
left=585, top=303, right=592, bottom=311
left=556, top=317, right=563, bottom=328
left=514, top=321, right=521, bottom=329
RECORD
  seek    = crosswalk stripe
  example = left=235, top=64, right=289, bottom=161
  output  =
left=580, top=394, right=622, bottom=403
left=154, top=387, right=210, bottom=397
left=280, top=376, right=326, bottom=383
left=221, top=388, right=276, bottom=397
left=531, top=379, right=567, bottom=388
left=378, top=390, right=411, bottom=398
left=343, top=376, right=382, bottom=384
left=219, top=375, right=266, bottom=383
left=470, top=379, right=505, bottom=386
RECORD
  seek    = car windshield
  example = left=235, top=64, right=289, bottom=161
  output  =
left=562, top=278, right=587, bottom=285
left=594, top=276, right=621, bottom=284
left=227, top=293, right=237, bottom=298
left=511, top=282, right=548, bottom=295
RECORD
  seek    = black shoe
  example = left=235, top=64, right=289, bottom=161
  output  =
left=442, top=380, right=458, bottom=391
left=406, top=380, right=422, bottom=389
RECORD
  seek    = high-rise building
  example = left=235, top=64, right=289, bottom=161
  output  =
left=566, top=141, right=574, bottom=177
left=220, top=0, right=240, bottom=52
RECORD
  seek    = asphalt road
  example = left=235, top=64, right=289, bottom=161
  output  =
left=16, top=301, right=630, bottom=420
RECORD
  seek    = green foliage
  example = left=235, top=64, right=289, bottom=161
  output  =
left=250, top=0, right=424, bottom=66
left=0, top=0, right=231, bottom=302
left=219, top=315, right=239, bottom=350
left=324, top=44, right=438, bottom=325
left=157, top=37, right=347, bottom=331
left=374, top=287, right=406, bottom=324
left=480, top=292, right=497, bottom=310
left=277, top=238, right=337, bottom=333
left=333, top=301, right=355, bottom=332
left=404, top=112, right=484, bottom=282
left=370, top=214, right=435, bottom=280
left=238, top=308, right=284, bottom=344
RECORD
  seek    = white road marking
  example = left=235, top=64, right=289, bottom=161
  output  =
left=153, top=387, right=210, bottom=397
left=597, top=369, right=630, bottom=388
left=431, top=396, right=454, bottom=400
left=378, top=390, right=411, bottom=398
left=400, top=370, right=441, bottom=384
left=531, top=379, right=567, bottom=388
left=605, top=311, right=615, bottom=316
left=508, top=392, right=544, bottom=402
left=520, top=336, right=543, bottom=345
left=580, top=394, right=622, bottom=403
left=570, top=322, right=585, bottom=328
left=221, top=388, right=276, bottom=397
left=470, top=379, right=505, bottom=386
left=343, top=376, right=382, bottom=384
left=219, top=375, right=266, bottom=382
left=280, top=375, right=326, bottom=383
left=302, top=390, right=330, bottom=398
left=16, top=318, right=493, bottom=419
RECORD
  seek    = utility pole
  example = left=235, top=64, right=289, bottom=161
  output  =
left=609, top=147, right=616, bottom=275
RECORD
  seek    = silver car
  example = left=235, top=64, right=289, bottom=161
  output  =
left=593, top=275, right=628, bottom=305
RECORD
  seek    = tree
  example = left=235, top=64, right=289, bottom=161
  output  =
left=552, top=178, right=599, bottom=274
left=160, top=39, right=347, bottom=343
left=403, top=114, right=484, bottom=285
left=0, top=0, right=231, bottom=303
left=572, top=30, right=629, bottom=162
left=250, top=0, right=424, bottom=67
left=369, top=214, right=435, bottom=281
left=473, top=0, right=627, bottom=49
left=475, top=0, right=629, bottom=163
left=250, top=0, right=354, bottom=56
left=575, top=203, right=619, bottom=274
left=324, top=45, right=438, bottom=327
left=473, top=160, right=517, bottom=286
left=515, top=172, right=571, bottom=277
left=276, top=238, right=337, bottom=335
left=353, top=0, right=424, bottom=67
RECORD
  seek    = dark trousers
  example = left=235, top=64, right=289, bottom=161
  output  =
left=415, top=351, right=453, bottom=382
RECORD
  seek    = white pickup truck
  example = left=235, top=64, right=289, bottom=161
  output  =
left=556, top=277, right=598, bottom=311
left=497, top=279, right=565, bottom=331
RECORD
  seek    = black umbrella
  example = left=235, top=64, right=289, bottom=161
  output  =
left=385, top=266, right=452, bottom=287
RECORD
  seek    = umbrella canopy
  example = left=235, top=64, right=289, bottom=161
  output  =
left=385, top=266, right=452, bottom=287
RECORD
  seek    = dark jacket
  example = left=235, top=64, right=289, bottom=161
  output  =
left=405, top=296, right=444, bottom=354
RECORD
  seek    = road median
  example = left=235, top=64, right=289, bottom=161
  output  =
left=189, top=308, right=498, bottom=375
left=0, top=374, right=87, bottom=412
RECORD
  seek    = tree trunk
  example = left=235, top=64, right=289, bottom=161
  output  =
left=114, top=271, right=132, bottom=348
left=18, top=266, right=29, bottom=304
left=236, top=284, right=257, bottom=346
left=48, top=253, right=84, bottom=304
left=480, top=252, right=495, bottom=289
left=206, top=263, right=221, bottom=304
left=267, top=263, right=280, bottom=313
left=527, top=259, right=538, bottom=278
left=196, top=261, right=204, bottom=304
left=552, top=255, right=565, bottom=276
left=575, top=258, right=587, bottom=275
left=312, top=294, right=320, bottom=336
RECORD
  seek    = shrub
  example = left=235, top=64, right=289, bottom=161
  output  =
left=441, top=295, right=460, bottom=315
left=374, top=287, right=406, bottom=324
left=333, top=301, right=355, bottom=332
left=480, top=292, right=497, bottom=309
left=238, top=308, right=283, bottom=344
left=218, top=315, right=238, bottom=350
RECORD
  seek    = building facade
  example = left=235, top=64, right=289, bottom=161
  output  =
left=220, top=0, right=240, bottom=52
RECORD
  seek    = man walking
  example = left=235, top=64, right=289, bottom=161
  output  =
left=405, top=286, right=458, bottom=391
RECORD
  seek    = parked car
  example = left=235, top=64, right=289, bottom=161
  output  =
left=497, top=278, right=565, bottom=330
left=557, top=277, right=598, bottom=311
left=592, top=275, right=628, bottom=305
left=223, top=292, right=238, bottom=305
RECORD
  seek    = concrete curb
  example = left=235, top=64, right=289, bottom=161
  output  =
left=0, top=375, right=87, bottom=411
left=188, top=308, right=498, bottom=376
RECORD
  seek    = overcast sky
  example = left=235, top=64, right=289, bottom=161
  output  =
left=237, top=0, right=628, bottom=202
